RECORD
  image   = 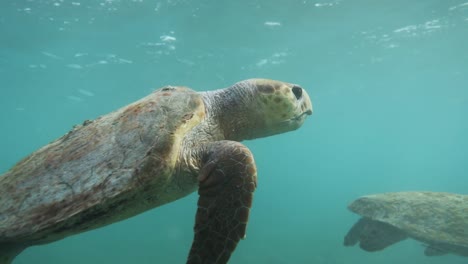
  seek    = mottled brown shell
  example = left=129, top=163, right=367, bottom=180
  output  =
left=0, top=86, right=205, bottom=244
left=348, top=192, right=468, bottom=248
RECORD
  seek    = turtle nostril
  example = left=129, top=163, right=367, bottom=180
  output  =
left=292, top=86, right=302, bottom=100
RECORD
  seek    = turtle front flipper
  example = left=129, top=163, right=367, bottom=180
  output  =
left=187, top=141, right=257, bottom=264
left=344, top=217, right=408, bottom=252
left=0, top=243, right=26, bottom=264
left=424, top=244, right=449, bottom=256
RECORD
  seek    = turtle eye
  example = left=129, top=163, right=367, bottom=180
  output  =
left=292, top=85, right=302, bottom=100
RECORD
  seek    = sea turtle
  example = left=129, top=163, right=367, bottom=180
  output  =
left=0, top=79, right=312, bottom=264
left=344, top=191, right=468, bottom=257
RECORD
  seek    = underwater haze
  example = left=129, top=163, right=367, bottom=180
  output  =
left=1, top=0, right=468, bottom=263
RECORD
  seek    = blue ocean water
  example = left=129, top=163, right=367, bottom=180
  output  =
left=1, top=0, right=467, bottom=263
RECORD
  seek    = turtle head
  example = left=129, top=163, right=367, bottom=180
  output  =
left=248, top=79, right=313, bottom=137
left=211, top=79, right=313, bottom=140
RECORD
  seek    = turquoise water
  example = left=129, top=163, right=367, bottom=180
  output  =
left=1, top=0, right=467, bottom=263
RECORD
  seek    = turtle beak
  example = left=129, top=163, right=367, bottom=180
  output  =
left=296, top=85, right=312, bottom=117
left=291, top=110, right=312, bottom=121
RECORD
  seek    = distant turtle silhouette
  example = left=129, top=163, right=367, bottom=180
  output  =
left=344, top=191, right=468, bottom=257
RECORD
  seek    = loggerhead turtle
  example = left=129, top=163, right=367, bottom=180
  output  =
left=0, top=79, right=312, bottom=264
left=344, top=191, right=468, bottom=257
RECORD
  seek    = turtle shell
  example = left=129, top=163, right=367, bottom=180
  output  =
left=0, top=86, right=205, bottom=244
left=348, top=191, right=468, bottom=250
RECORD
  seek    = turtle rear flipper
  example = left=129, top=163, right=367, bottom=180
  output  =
left=187, top=141, right=257, bottom=264
left=0, top=243, right=26, bottom=264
